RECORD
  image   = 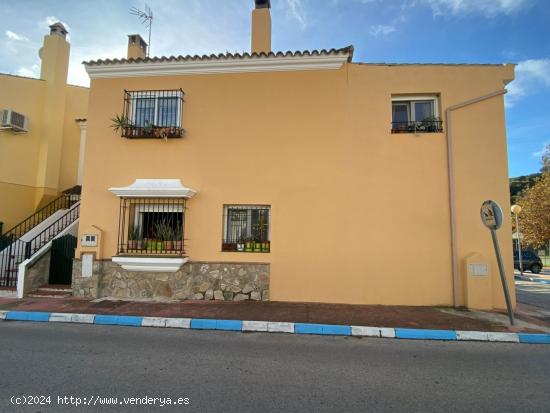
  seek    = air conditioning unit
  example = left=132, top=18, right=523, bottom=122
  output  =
left=0, top=109, right=29, bottom=133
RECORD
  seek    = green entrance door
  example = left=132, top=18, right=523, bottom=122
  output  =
left=49, top=234, right=77, bottom=285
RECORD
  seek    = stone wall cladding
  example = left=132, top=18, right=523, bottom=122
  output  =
left=72, top=259, right=101, bottom=298
left=72, top=260, right=269, bottom=301
left=24, top=251, right=51, bottom=295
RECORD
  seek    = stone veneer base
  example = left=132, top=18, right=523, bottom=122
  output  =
left=72, top=259, right=269, bottom=301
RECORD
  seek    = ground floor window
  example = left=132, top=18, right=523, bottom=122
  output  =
left=222, top=205, right=270, bottom=252
left=117, top=197, right=186, bottom=255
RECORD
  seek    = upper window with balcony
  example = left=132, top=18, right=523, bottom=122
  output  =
left=391, top=95, right=442, bottom=133
left=119, top=89, right=185, bottom=139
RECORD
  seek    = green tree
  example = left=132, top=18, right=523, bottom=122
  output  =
left=516, top=173, right=550, bottom=248
left=541, top=143, right=550, bottom=173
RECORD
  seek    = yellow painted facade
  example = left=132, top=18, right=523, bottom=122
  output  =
left=73, top=1, right=516, bottom=309
left=77, top=59, right=515, bottom=308
left=0, top=24, right=88, bottom=231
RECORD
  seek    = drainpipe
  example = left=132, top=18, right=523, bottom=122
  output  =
left=445, top=89, right=507, bottom=307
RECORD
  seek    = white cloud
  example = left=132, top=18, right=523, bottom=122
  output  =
left=369, top=24, right=396, bottom=37
left=16, top=64, right=40, bottom=78
left=5, top=30, right=28, bottom=42
left=420, top=0, right=531, bottom=17
left=4, top=30, right=32, bottom=53
left=286, top=0, right=308, bottom=30
left=507, top=59, right=550, bottom=106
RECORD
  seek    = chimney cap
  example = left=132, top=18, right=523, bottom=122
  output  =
left=49, top=22, right=68, bottom=37
left=254, top=0, right=271, bottom=9
left=128, top=34, right=148, bottom=48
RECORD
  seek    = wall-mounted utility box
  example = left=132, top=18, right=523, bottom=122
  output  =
left=463, top=252, right=493, bottom=310
left=81, top=234, right=98, bottom=247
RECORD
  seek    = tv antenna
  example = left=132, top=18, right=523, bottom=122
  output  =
left=130, top=4, right=153, bottom=57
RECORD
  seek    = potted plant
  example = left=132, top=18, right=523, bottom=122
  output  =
left=172, top=226, right=183, bottom=252
left=110, top=114, right=133, bottom=136
left=237, top=235, right=245, bottom=252
left=261, top=240, right=270, bottom=253
left=142, top=121, right=154, bottom=137
left=421, top=116, right=441, bottom=132
left=127, top=226, right=140, bottom=250
left=253, top=238, right=262, bottom=252
left=154, top=221, right=172, bottom=251
left=244, top=237, right=253, bottom=252
left=147, top=239, right=158, bottom=253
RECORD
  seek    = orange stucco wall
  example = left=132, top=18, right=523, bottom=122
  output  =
left=77, top=62, right=514, bottom=308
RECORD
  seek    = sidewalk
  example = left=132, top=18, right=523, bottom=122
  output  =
left=1, top=297, right=548, bottom=333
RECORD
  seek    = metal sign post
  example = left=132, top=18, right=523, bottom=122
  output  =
left=480, top=200, right=514, bottom=325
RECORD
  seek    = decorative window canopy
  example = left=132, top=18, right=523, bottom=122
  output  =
left=109, top=179, right=197, bottom=198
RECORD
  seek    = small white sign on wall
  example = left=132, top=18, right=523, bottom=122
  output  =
left=469, top=263, right=488, bottom=277
left=82, top=253, right=94, bottom=278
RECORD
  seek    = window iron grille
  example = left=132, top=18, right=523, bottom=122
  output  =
left=121, top=89, right=185, bottom=139
left=116, top=197, right=186, bottom=256
left=222, top=205, right=270, bottom=253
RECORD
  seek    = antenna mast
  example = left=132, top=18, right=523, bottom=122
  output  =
left=130, top=4, right=153, bottom=57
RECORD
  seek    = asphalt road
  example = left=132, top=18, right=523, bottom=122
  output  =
left=516, top=268, right=550, bottom=312
left=1, top=322, right=549, bottom=413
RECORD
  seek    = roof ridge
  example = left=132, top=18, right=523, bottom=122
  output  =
left=83, top=45, right=354, bottom=66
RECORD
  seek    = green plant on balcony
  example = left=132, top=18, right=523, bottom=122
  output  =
left=420, top=116, right=442, bottom=132
left=142, top=121, right=154, bottom=136
left=172, top=226, right=183, bottom=251
left=127, top=226, right=141, bottom=250
left=154, top=220, right=175, bottom=251
left=244, top=236, right=254, bottom=252
left=252, top=216, right=269, bottom=252
left=110, top=114, right=133, bottom=133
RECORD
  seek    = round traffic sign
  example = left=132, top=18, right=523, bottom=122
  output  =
left=480, top=200, right=503, bottom=230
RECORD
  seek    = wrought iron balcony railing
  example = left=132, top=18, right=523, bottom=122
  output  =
left=120, top=89, right=185, bottom=139
left=391, top=120, right=443, bottom=134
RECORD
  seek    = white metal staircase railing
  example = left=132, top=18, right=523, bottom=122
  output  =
left=0, top=202, right=80, bottom=288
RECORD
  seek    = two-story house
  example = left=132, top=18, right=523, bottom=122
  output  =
left=74, top=0, right=515, bottom=310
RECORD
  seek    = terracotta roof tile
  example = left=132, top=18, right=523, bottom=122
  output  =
left=83, top=46, right=354, bottom=66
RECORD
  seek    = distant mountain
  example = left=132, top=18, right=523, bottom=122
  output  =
left=509, top=173, right=542, bottom=204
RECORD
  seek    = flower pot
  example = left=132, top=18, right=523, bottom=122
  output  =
left=237, top=243, right=244, bottom=252
left=147, top=240, right=163, bottom=253
left=173, top=240, right=183, bottom=252
left=128, top=240, right=138, bottom=250
left=261, top=242, right=270, bottom=252
left=164, top=240, right=174, bottom=251
left=244, top=242, right=253, bottom=252
left=253, top=242, right=261, bottom=252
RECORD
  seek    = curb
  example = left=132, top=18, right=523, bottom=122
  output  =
left=1, top=310, right=549, bottom=344
left=515, top=275, right=550, bottom=284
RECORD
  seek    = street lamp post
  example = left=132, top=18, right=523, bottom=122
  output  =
left=511, top=204, right=523, bottom=275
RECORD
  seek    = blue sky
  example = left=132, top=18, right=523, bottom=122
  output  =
left=1, top=0, right=549, bottom=177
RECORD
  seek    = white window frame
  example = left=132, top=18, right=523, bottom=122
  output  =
left=130, top=90, right=183, bottom=127
left=391, top=95, right=439, bottom=122
left=223, top=205, right=271, bottom=242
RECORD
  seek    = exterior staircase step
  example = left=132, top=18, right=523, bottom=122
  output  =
left=28, top=284, right=72, bottom=298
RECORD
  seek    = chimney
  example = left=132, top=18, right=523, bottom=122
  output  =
left=36, top=22, right=71, bottom=201
left=49, top=22, right=68, bottom=38
left=127, top=34, right=148, bottom=59
left=39, top=22, right=69, bottom=84
left=251, top=0, right=271, bottom=54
